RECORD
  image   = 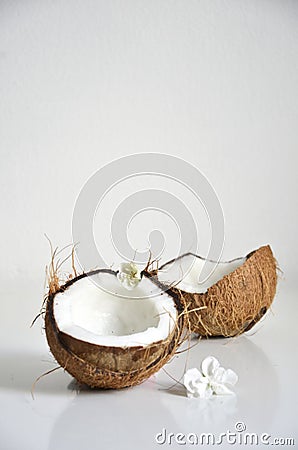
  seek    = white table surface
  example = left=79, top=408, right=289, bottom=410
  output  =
left=0, top=279, right=296, bottom=450
left=0, top=3, right=297, bottom=448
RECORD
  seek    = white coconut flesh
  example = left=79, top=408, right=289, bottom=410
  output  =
left=53, top=272, right=177, bottom=348
left=158, top=254, right=247, bottom=294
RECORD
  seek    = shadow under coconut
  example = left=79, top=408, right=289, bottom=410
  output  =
left=47, top=382, right=181, bottom=450
left=66, top=378, right=131, bottom=394
left=0, top=351, right=70, bottom=395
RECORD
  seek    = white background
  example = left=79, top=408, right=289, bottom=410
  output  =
left=0, top=1, right=297, bottom=449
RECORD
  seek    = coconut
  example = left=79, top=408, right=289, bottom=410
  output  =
left=44, top=269, right=184, bottom=389
left=156, top=245, right=277, bottom=337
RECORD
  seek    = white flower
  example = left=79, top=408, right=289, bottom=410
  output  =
left=117, top=262, right=142, bottom=290
left=183, top=356, right=238, bottom=399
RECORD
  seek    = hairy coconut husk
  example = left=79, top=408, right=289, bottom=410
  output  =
left=157, top=245, right=277, bottom=338
left=44, top=270, right=185, bottom=389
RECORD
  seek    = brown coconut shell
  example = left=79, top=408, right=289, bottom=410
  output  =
left=45, top=270, right=185, bottom=389
left=158, top=245, right=277, bottom=338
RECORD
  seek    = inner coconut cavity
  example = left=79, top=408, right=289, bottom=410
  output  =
left=53, top=272, right=177, bottom=347
left=158, top=254, right=247, bottom=293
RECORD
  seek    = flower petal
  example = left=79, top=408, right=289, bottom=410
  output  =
left=202, top=385, right=213, bottom=399
left=201, top=356, right=220, bottom=378
left=212, top=366, right=226, bottom=383
left=185, top=358, right=238, bottom=399
left=197, top=383, right=213, bottom=399
left=222, top=369, right=238, bottom=386
left=117, top=262, right=141, bottom=290
left=183, top=369, right=214, bottom=398
left=212, top=382, right=235, bottom=396
left=183, top=368, right=203, bottom=393
left=118, top=262, right=139, bottom=275
left=209, top=361, right=238, bottom=386
left=188, top=382, right=213, bottom=399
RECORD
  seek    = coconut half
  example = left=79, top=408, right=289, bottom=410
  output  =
left=156, top=245, right=277, bottom=337
left=45, top=269, right=184, bottom=389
